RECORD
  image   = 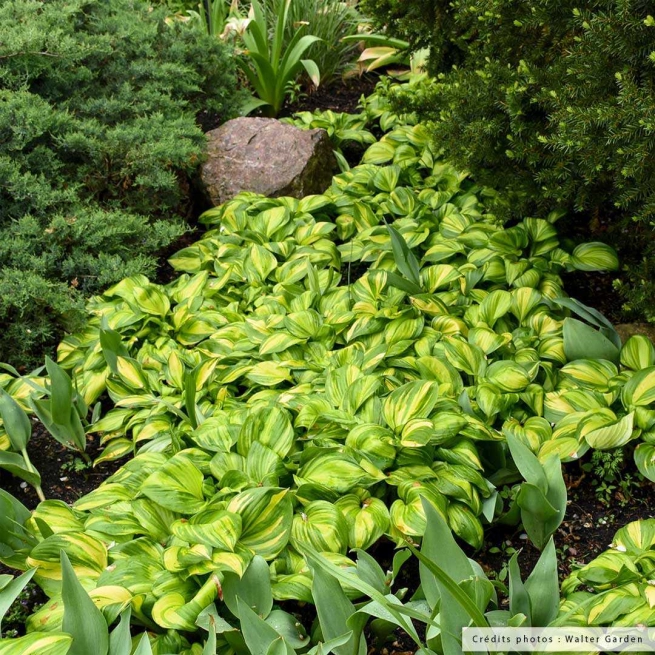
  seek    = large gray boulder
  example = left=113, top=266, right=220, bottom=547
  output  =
left=201, top=117, right=337, bottom=205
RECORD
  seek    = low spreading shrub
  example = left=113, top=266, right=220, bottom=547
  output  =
left=360, top=0, right=655, bottom=323
left=0, top=0, right=241, bottom=367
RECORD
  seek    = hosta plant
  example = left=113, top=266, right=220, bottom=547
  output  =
left=282, top=110, right=376, bottom=171
left=555, top=519, right=655, bottom=627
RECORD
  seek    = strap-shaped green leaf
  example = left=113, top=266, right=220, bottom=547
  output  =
left=0, top=390, right=30, bottom=452
left=61, top=550, right=109, bottom=655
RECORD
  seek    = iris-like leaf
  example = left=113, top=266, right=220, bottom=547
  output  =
left=386, top=224, right=421, bottom=286
left=0, top=390, right=30, bottom=452
left=61, top=550, right=109, bottom=655
left=0, top=569, right=36, bottom=632
left=562, top=318, right=620, bottom=364
left=223, top=555, right=273, bottom=619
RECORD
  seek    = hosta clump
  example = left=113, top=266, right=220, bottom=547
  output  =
left=1, top=75, right=650, bottom=647
left=555, top=519, right=655, bottom=627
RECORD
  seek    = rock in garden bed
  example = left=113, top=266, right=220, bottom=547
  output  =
left=201, top=117, right=337, bottom=205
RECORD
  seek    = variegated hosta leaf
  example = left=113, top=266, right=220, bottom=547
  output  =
left=26, top=532, right=107, bottom=596
left=558, top=359, right=618, bottom=391
left=189, top=415, right=235, bottom=453
left=382, top=380, right=440, bottom=432
left=430, top=412, right=468, bottom=445
left=151, top=574, right=219, bottom=631
left=447, top=501, right=483, bottom=549
left=290, top=501, right=349, bottom=554
left=237, top=406, right=295, bottom=458
left=389, top=480, right=447, bottom=537
left=245, top=244, right=278, bottom=284
left=570, top=242, right=619, bottom=272
left=587, top=587, right=645, bottom=625
left=575, top=550, right=640, bottom=587
left=484, top=361, right=533, bottom=392
left=502, top=417, right=552, bottom=453
left=345, top=424, right=396, bottom=469
left=133, top=285, right=170, bottom=317
left=400, top=418, right=435, bottom=448
left=635, top=443, right=655, bottom=482
left=335, top=493, right=390, bottom=550
left=246, top=361, right=292, bottom=386
left=611, top=519, right=655, bottom=555
left=94, top=438, right=134, bottom=465
left=622, top=366, right=655, bottom=408
left=25, top=585, right=132, bottom=634
left=479, top=289, right=512, bottom=326
left=171, top=509, right=242, bottom=550
left=620, top=335, right=655, bottom=371
left=27, top=500, right=85, bottom=535
left=227, top=487, right=292, bottom=560
left=443, top=337, right=486, bottom=377
left=0, top=633, right=73, bottom=655
left=296, top=451, right=384, bottom=493
left=140, top=453, right=205, bottom=514
left=115, top=356, right=149, bottom=391
left=468, top=327, right=510, bottom=355
left=584, top=412, right=635, bottom=450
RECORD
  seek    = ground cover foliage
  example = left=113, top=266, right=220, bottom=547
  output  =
left=0, top=0, right=241, bottom=367
left=3, top=77, right=655, bottom=652
left=360, top=0, right=655, bottom=324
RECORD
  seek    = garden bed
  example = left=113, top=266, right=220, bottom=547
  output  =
left=2, top=443, right=652, bottom=645
left=2, top=10, right=655, bottom=649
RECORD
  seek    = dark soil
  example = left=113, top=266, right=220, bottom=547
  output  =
left=557, top=208, right=628, bottom=325
left=560, top=270, right=623, bottom=326
left=197, top=75, right=378, bottom=132
left=155, top=228, right=202, bottom=286
left=281, top=75, right=378, bottom=118
left=0, top=422, right=128, bottom=510
left=0, top=422, right=130, bottom=638
left=478, top=456, right=655, bottom=590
